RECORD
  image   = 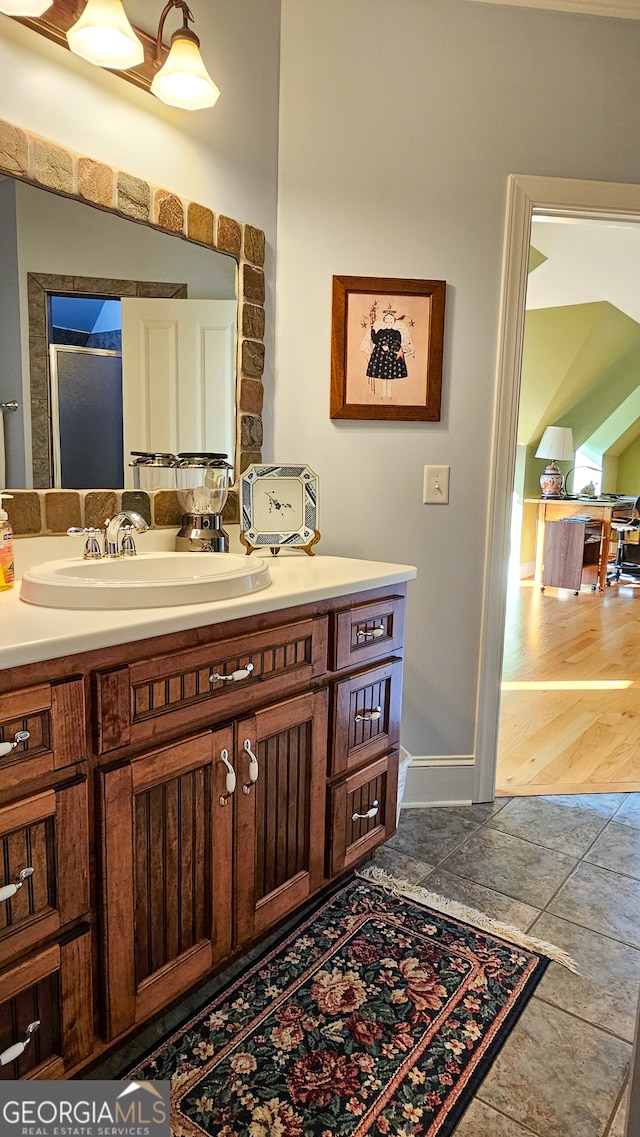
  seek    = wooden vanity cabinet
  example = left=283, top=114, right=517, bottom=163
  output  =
left=0, top=582, right=407, bottom=1076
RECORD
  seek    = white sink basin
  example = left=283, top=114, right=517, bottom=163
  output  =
left=20, top=552, right=271, bottom=610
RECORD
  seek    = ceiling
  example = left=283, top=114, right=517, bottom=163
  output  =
left=527, top=217, right=640, bottom=324
left=465, top=0, right=640, bottom=19
left=520, top=217, right=640, bottom=463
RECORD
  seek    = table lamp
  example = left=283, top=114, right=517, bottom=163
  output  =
left=535, top=426, right=574, bottom=497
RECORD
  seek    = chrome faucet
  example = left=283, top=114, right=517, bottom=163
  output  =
left=68, top=510, right=149, bottom=559
left=104, top=511, right=150, bottom=557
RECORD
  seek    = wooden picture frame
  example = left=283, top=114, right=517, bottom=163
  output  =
left=330, top=275, right=446, bottom=421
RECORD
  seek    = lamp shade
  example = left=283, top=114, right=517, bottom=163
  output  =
left=535, top=426, right=574, bottom=463
left=0, top=1, right=53, bottom=13
left=535, top=426, right=574, bottom=497
left=151, top=30, right=220, bottom=110
left=67, top=0, right=144, bottom=70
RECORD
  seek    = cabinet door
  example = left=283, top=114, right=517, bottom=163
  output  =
left=0, top=930, right=93, bottom=1080
left=100, top=729, right=233, bottom=1040
left=328, top=751, right=399, bottom=877
left=0, top=778, right=89, bottom=968
left=542, top=521, right=586, bottom=591
left=235, top=691, right=328, bottom=942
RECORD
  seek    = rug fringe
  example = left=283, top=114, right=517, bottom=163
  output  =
left=356, top=865, right=579, bottom=973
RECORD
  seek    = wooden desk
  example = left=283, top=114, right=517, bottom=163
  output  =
left=527, top=498, right=635, bottom=592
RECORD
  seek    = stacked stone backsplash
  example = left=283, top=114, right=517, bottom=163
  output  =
left=0, top=117, right=265, bottom=491
left=7, top=489, right=239, bottom=537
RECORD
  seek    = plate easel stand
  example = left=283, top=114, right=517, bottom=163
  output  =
left=240, top=530, right=321, bottom=557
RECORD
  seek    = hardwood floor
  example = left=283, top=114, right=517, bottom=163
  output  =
left=496, top=578, right=640, bottom=796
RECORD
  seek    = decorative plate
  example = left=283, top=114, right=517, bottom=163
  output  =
left=240, top=464, right=320, bottom=555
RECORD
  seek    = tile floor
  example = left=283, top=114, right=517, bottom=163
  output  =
left=90, top=793, right=638, bottom=1137
left=375, top=793, right=640, bottom=1137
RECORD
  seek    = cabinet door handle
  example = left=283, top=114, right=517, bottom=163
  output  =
left=210, top=663, right=254, bottom=684
left=0, top=730, right=30, bottom=758
left=242, top=739, right=259, bottom=794
left=0, top=867, right=34, bottom=904
left=352, top=799, right=379, bottom=822
left=219, top=749, right=236, bottom=806
left=0, top=1020, right=40, bottom=1066
left=356, top=625, right=385, bottom=640
left=354, top=706, right=382, bottom=723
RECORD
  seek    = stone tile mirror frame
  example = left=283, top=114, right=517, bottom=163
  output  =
left=0, top=118, right=265, bottom=532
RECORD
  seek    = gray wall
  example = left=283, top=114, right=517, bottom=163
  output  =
left=275, top=0, right=640, bottom=774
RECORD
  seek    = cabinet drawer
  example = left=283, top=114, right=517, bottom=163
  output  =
left=330, top=659, right=402, bottom=776
left=94, top=617, right=329, bottom=754
left=331, top=596, right=405, bottom=671
left=0, top=778, right=90, bottom=967
left=0, top=929, right=93, bottom=1079
left=0, top=680, right=86, bottom=795
left=328, top=751, right=399, bottom=877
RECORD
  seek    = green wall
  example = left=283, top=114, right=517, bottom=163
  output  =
left=617, top=437, right=640, bottom=496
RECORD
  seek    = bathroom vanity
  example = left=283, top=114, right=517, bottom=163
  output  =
left=0, top=555, right=414, bottom=1079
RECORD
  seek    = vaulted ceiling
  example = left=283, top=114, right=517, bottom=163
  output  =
left=520, top=217, right=640, bottom=477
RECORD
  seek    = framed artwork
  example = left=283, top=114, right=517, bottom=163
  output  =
left=330, top=275, right=446, bottom=421
left=240, top=464, right=320, bottom=556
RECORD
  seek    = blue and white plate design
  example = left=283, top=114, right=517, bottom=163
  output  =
left=240, top=464, right=319, bottom=547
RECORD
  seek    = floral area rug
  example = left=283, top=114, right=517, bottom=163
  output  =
left=129, top=878, right=551, bottom=1136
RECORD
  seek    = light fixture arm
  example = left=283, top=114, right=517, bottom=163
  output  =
left=155, top=0, right=197, bottom=65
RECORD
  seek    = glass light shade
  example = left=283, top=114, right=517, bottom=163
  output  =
left=0, top=1, right=53, bottom=13
left=151, top=34, right=220, bottom=110
left=67, top=0, right=144, bottom=70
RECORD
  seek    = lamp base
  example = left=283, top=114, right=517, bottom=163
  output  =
left=540, top=463, right=564, bottom=498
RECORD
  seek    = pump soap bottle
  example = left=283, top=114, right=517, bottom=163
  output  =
left=0, top=494, right=14, bottom=592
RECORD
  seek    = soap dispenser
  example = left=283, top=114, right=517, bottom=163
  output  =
left=0, top=494, right=14, bottom=592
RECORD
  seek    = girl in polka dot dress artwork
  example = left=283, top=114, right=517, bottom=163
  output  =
left=360, top=304, right=416, bottom=398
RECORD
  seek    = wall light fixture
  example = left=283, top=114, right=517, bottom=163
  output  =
left=67, top=0, right=143, bottom=69
left=3, top=0, right=219, bottom=110
left=151, top=1, right=219, bottom=110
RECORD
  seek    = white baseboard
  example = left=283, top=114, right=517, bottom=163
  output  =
left=403, top=760, right=475, bottom=806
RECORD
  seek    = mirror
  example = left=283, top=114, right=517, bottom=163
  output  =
left=0, top=175, right=238, bottom=490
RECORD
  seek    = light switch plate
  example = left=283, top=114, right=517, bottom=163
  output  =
left=423, top=465, right=449, bottom=504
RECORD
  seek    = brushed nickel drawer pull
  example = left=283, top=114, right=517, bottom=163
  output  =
left=210, top=663, right=254, bottom=684
left=356, top=625, right=385, bottom=640
left=219, top=749, right=236, bottom=806
left=0, top=1020, right=40, bottom=1066
left=0, top=730, right=30, bottom=758
left=242, top=739, right=259, bottom=794
left=352, top=799, right=379, bottom=822
left=354, top=706, right=382, bottom=723
left=0, top=867, right=34, bottom=904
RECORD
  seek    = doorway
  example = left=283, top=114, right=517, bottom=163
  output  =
left=497, top=213, right=640, bottom=795
left=475, top=175, right=640, bottom=804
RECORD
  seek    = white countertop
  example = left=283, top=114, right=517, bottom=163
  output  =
left=0, top=553, right=417, bottom=670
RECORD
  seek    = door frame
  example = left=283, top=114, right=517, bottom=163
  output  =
left=474, top=173, right=640, bottom=802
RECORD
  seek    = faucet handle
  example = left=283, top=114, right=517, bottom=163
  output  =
left=67, top=527, right=103, bottom=559
left=120, top=532, right=137, bottom=556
